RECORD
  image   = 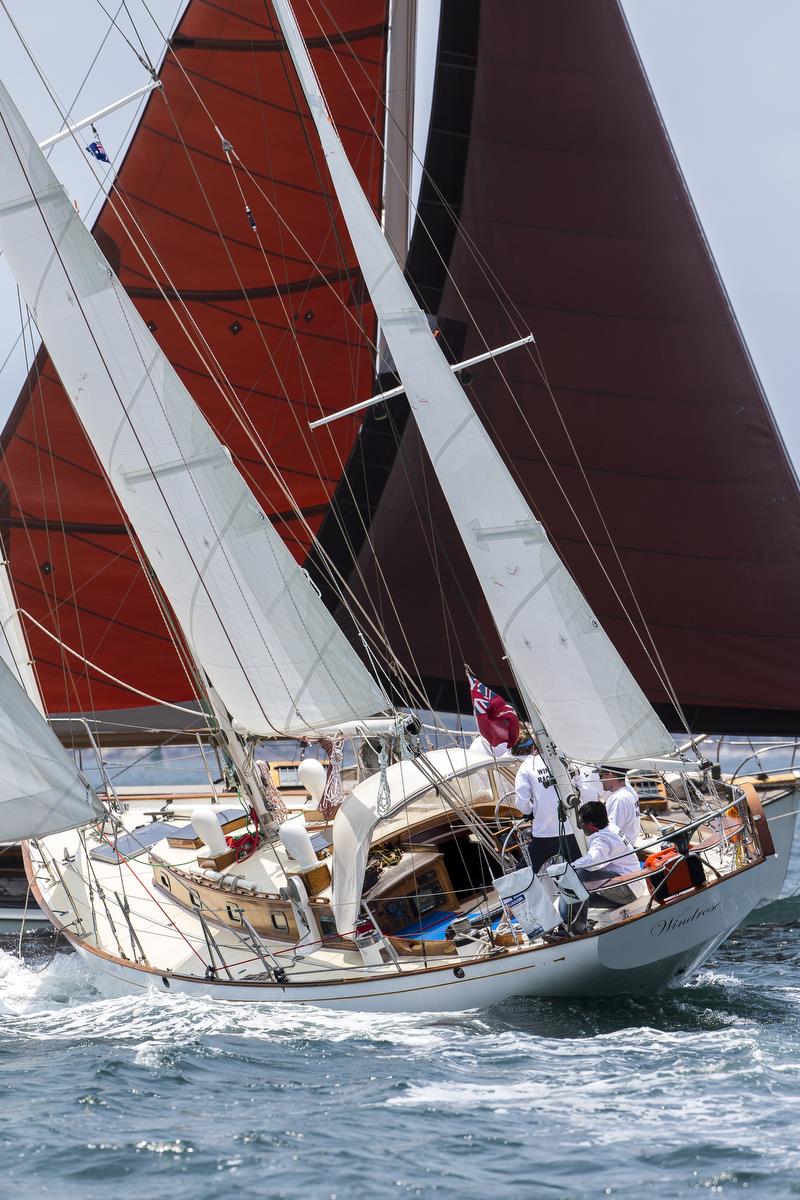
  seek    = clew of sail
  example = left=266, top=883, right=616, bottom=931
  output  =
left=272, top=0, right=676, bottom=763
left=0, top=82, right=387, bottom=739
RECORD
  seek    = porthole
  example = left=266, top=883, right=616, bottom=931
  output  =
left=188, top=890, right=201, bottom=908
left=271, top=911, right=289, bottom=932
left=453, top=966, right=465, bottom=979
left=226, top=904, right=242, bottom=924
left=159, top=873, right=171, bottom=891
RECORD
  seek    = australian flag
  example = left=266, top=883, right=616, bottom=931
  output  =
left=86, top=138, right=110, bottom=164
left=468, top=671, right=520, bottom=750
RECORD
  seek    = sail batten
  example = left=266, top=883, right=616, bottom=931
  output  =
left=0, top=81, right=386, bottom=738
left=272, top=0, right=676, bottom=763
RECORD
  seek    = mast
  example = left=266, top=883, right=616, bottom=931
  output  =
left=270, top=0, right=676, bottom=789
left=382, top=0, right=417, bottom=264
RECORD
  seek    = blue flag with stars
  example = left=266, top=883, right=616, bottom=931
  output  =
left=86, top=138, right=109, bottom=164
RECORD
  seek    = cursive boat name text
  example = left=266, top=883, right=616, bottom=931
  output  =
left=650, top=901, right=720, bottom=936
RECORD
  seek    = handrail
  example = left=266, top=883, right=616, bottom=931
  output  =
left=497, top=785, right=756, bottom=880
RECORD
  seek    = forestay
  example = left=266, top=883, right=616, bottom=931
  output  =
left=272, top=0, right=677, bottom=765
left=0, top=82, right=386, bottom=738
left=0, top=657, right=103, bottom=840
left=331, top=748, right=495, bottom=934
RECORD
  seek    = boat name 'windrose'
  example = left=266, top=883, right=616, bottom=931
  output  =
left=651, top=902, right=720, bottom=936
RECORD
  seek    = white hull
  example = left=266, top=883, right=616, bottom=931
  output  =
left=757, top=788, right=799, bottom=907
left=59, top=862, right=765, bottom=1013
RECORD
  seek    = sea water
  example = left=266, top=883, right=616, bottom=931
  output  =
left=2, top=852, right=799, bottom=1200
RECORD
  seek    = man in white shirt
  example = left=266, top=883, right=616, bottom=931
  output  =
left=514, top=752, right=580, bottom=872
left=556, top=800, right=640, bottom=934
left=599, top=764, right=641, bottom=845
left=575, top=764, right=603, bottom=803
left=469, top=733, right=510, bottom=758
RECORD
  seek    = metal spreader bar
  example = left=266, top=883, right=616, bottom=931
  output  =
left=308, top=333, right=535, bottom=430
left=38, top=81, right=162, bottom=151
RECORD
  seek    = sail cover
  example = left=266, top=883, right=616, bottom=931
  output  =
left=331, top=0, right=800, bottom=736
left=272, top=0, right=676, bottom=764
left=0, top=1, right=388, bottom=720
left=0, top=79, right=386, bottom=737
left=0, top=657, right=103, bottom=840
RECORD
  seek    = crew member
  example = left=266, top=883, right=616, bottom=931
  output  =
left=514, top=751, right=580, bottom=872
left=599, top=763, right=641, bottom=844
left=557, top=800, right=641, bottom=934
left=575, top=764, right=603, bottom=803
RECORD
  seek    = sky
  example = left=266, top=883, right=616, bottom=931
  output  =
left=0, top=0, right=799, bottom=479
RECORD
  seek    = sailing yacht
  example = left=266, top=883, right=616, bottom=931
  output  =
left=1, top=2, right=795, bottom=887
left=0, top=1, right=779, bottom=1009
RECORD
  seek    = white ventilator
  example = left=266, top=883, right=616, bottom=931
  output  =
left=190, top=807, right=228, bottom=857
left=0, top=81, right=386, bottom=739
left=279, top=815, right=319, bottom=870
left=298, top=758, right=327, bottom=807
left=270, top=0, right=677, bottom=767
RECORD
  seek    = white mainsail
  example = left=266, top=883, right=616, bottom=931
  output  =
left=0, top=81, right=386, bottom=739
left=271, top=0, right=676, bottom=764
left=0, top=656, right=103, bottom=840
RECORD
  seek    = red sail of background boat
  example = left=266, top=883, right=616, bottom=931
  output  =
left=0, top=0, right=388, bottom=720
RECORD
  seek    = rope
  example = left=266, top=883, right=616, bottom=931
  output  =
left=317, top=734, right=345, bottom=820
left=18, top=610, right=202, bottom=716
left=254, top=759, right=288, bottom=824
left=376, top=737, right=391, bottom=818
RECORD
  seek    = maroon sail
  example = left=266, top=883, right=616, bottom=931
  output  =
left=332, top=0, right=800, bottom=734
left=0, top=0, right=388, bottom=718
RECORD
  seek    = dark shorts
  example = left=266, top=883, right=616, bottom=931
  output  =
left=529, top=833, right=580, bottom=873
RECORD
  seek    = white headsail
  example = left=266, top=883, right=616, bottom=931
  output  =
left=0, top=81, right=386, bottom=738
left=271, top=0, right=676, bottom=764
left=0, top=656, right=103, bottom=840
left=0, top=542, right=101, bottom=838
left=0, top=552, right=44, bottom=714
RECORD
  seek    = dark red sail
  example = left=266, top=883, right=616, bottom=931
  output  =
left=0, top=0, right=388, bottom=717
left=332, top=0, right=800, bottom=734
